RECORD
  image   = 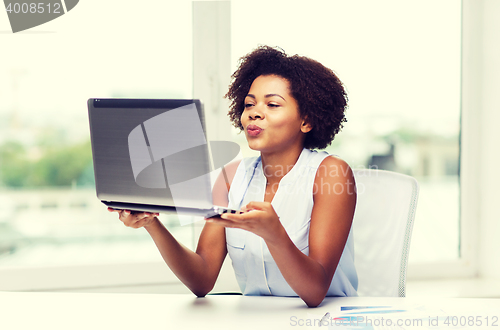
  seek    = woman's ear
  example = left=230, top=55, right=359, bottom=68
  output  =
left=301, top=119, right=313, bottom=133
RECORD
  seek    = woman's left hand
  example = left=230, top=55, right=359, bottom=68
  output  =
left=207, top=201, right=283, bottom=242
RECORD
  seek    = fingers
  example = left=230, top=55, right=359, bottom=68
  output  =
left=213, top=209, right=261, bottom=227
left=220, top=211, right=253, bottom=221
left=117, top=209, right=158, bottom=228
left=207, top=216, right=243, bottom=229
left=243, top=201, right=270, bottom=211
left=129, top=215, right=154, bottom=229
left=233, top=201, right=272, bottom=216
left=107, top=206, right=158, bottom=228
left=123, top=214, right=148, bottom=227
left=119, top=210, right=133, bottom=225
left=208, top=202, right=280, bottom=240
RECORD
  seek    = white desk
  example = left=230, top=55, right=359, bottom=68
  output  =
left=1, top=292, right=499, bottom=329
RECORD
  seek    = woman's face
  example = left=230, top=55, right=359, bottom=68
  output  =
left=241, top=75, right=311, bottom=154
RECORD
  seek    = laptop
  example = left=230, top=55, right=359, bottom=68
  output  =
left=87, top=98, right=242, bottom=218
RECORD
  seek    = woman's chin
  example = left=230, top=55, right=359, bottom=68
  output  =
left=246, top=140, right=262, bottom=151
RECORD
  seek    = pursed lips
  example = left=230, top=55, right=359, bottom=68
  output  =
left=246, top=124, right=263, bottom=136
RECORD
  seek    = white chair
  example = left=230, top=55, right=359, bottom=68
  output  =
left=352, top=169, right=419, bottom=297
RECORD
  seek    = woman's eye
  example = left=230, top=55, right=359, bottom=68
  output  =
left=244, top=103, right=254, bottom=109
left=268, top=103, right=280, bottom=108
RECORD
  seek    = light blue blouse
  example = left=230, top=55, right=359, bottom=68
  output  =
left=225, top=148, right=358, bottom=297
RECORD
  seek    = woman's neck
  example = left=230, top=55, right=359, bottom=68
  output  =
left=260, top=145, right=304, bottom=186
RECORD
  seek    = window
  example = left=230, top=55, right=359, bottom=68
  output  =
left=0, top=2, right=195, bottom=273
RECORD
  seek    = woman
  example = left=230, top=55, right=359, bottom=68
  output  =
left=111, top=46, right=357, bottom=307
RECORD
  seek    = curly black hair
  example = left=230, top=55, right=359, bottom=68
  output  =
left=225, top=45, right=348, bottom=150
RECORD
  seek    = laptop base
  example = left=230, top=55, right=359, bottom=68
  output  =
left=103, top=201, right=240, bottom=219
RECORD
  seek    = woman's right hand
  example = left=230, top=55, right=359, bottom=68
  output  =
left=107, top=208, right=159, bottom=229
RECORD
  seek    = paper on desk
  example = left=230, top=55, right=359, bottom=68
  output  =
left=305, top=302, right=499, bottom=330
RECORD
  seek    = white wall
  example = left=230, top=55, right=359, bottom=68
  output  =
left=476, top=0, right=500, bottom=279
left=457, top=0, right=500, bottom=281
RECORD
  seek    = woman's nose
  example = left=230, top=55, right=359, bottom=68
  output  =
left=247, top=105, right=263, bottom=120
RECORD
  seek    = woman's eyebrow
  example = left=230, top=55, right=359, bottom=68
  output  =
left=265, top=93, right=286, bottom=101
left=245, top=93, right=286, bottom=101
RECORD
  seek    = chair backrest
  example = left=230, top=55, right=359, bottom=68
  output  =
left=352, top=169, right=419, bottom=297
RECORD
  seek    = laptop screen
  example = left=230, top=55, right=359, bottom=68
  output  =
left=88, top=99, right=213, bottom=209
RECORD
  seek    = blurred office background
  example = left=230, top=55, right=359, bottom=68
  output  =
left=1, top=0, right=499, bottom=296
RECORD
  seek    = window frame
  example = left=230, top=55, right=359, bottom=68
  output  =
left=407, top=0, right=480, bottom=280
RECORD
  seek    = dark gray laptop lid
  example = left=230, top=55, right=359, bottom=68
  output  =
left=88, top=98, right=213, bottom=210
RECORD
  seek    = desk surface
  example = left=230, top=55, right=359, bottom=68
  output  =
left=1, top=292, right=499, bottom=330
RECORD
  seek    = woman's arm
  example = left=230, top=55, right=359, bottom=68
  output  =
left=113, top=160, right=241, bottom=297
left=143, top=216, right=224, bottom=297
left=266, top=156, right=356, bottom=306
left=210, top=156, right=356, bottom=307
